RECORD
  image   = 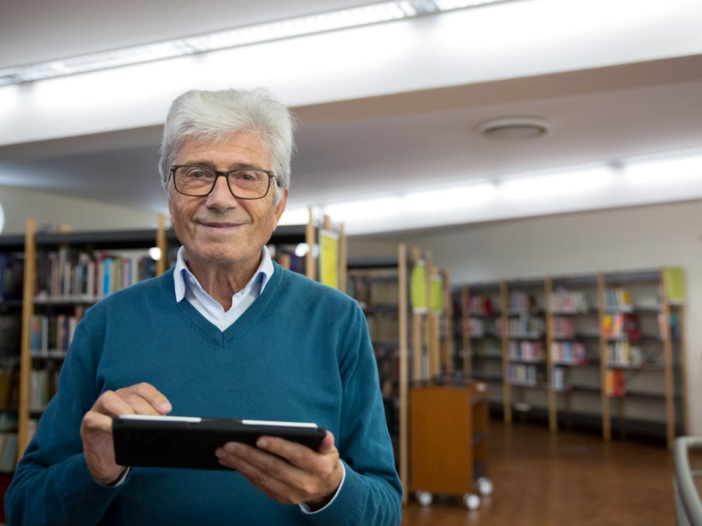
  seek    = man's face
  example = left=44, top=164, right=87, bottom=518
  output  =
left=168, top=131, right=288, bottom=270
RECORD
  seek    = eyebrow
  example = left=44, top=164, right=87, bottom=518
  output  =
left=181, top=161, right=269, bottom=172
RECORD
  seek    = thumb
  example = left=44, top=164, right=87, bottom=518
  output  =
left=318, top=430, right=336, bottom=453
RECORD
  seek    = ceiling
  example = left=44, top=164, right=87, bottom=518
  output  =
left=1, top=0, right=702, bottom=234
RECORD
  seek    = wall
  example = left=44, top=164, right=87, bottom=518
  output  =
left=0, top=185, right=158, bottom=233
left=349, top=199, right=702, bottom=434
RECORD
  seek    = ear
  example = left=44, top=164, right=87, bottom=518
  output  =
left=273, top=189, right=288, bottom=227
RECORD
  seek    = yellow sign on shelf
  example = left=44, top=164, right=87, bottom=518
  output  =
left=663, top=267, right=685, bottom=305
left=411, top=260, right=427, bottom=313
left=320, top=229, right=339, bottom=290
left=430, top=274, right=443, bottom=315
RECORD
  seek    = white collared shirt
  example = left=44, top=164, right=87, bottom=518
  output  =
left=173, top=245, right=274, bottom=331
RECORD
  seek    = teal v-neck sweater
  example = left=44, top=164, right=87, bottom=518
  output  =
left=6, top=265, right=402, bottom=525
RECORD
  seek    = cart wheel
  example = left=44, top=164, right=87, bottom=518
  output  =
left=416, top=491, right=433, bottom=506
left=477, top=477, right=494, bottom=496
left=464, top=494, right=480, bottom=510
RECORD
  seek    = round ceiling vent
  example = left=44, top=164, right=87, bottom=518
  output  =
left=476, top=116, right=551, bottom=142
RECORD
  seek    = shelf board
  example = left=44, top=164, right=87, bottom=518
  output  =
left=0, top=234, right=27, bottom=251
left=361, top=304, right=399, bottom=314
left=509, top=357, right=546, bottom=364
left=347, top=256, right=400, bottom=269
left=509, top=334, right=544, bottom=340
left=468, top=311, right=501, bottom=317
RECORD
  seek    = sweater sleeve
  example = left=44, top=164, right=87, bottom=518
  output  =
left=303, top=304, right=403, bottom=526
left=4, top=318, right=126, bottom=526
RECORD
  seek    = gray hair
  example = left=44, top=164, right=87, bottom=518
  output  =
left=158, top=88, right=296, bottom=203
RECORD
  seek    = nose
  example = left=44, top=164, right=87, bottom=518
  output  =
left=205, top=174, right=237, bottom=209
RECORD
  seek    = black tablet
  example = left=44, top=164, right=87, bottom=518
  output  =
left=112, top=415, right=327, bottom=470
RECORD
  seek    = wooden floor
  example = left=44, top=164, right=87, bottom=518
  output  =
left=402, top=419, right=678, bottom=526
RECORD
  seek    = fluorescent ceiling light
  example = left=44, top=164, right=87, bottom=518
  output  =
left=324, top=196, right=405, bottom=222
left=279, top=207, right=311, bottom=226
left=403, top=183, right=496, bottom=209
left=500, top=166, right=613, bottom=200
left=0, top=0, right=515, bottom=86
left=623, top=151, right=702, bottom=184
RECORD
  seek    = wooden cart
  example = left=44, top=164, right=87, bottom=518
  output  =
left=409, top=381, right=493, bottom=509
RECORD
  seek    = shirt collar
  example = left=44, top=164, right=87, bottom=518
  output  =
left=173, top=245, right=274, bottom=303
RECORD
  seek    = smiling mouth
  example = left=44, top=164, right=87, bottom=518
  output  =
left=199, top=222, right=243, bottom=229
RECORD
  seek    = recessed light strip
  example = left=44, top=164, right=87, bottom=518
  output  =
left=0, top=0, right=513, bottom=86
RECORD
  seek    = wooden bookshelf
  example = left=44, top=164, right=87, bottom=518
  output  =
left=347, top=245, right=413, bottom=505
left=347, top=245, right=450, bottom=506
left=454, top=268, right=687, bottom=448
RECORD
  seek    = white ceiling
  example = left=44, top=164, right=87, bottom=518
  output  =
left=1, top=0, right=702, bottom=234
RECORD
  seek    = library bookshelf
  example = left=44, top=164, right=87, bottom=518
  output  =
left=347, top=247, right=469, bottom=506
left=5, top=212, right=332, bottom=470
left=455, top=268, right=687, bottom=449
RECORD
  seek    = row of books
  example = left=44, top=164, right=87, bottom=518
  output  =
left=508, top=363, right=543, bottom=386
left=0, top=367, right=19, bottom=410
left=273, top=251, right=305, bottom=275
left=466, top=295, right=498, bottom=315
left=604, top=288, right=634, bottom=312
left=0, top=253, right=23, bottom=302
left=549, top=289, right=589, bottom=313
left=34, top=249, right=158, bottom=301
left=375, top=350, right=399, bottom=399
left=605, top=369, right=626, bottom=397
left=551, top=366, right=567, bottom=392
left=607, top=341, right=644, bottom=368
left=509, top=291, right=536, bottom=313
left=366, top=314, right=399, bottom=345
left=551, top=341, right=588, bottom=364
left=552, top=316, right=576, bottom=338
left=602, top=313, right=640, bottom=339
left=347, top=275, right=399, bottom=307
left=29, top=311, right=85, bottom=355
left=509, top=341, right=544, bottom=362
left=0, top=315, right=21, bottom=358
left=0, top=433, right=18, bottom=473
left=507, top=315, right=544, bottom=338
left=29, top=367, right=60, bottom=411
left=464, top=317, right=488, bottom=338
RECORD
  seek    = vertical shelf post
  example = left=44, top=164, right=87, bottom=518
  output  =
left=339, top=223, right=347, bottom=294
left=156, top=213, right=167, bottom=276
left=411, top=248, right=423, bottom=383
left=545, top=277, right=557, bottom=432
left=398, top=244, right=409, bottom=505
left=460, top=285, right=471, bottom=376
left=306, top=206, right=316, bottom=281
left=442, top=270, right=453, bottom=375
left=500, top=280, right=511, bottom=424
left=18, top=218, right=36, bottom=462
left=597, top=272, right=611, bottom=441
left=679, top=303, right=689, bottom=435
left=661, top=271, right=675, bottom=450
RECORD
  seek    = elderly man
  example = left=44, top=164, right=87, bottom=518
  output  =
left=6, top=89, right=402, bottom=525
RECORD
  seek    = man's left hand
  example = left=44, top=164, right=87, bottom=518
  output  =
left=215, top=431, right=343, bottom=511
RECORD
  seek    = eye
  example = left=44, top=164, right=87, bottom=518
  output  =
left=233, top=170, right=260, bottom=182
left=187, top=169, right=208, bottom=179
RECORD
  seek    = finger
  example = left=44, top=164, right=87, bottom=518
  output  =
left=257, top=435, right=337, bottom=471
left=117, top=383, right=171, bottom=414
left=216, top=445, right=307, bottom=504
left=119, top=392, right=163, bottom=416
left=81, top=411, right=115, bottom=433
left=317, top=431, right=336, bottom=454
left=92, top=390, right=137, bottom=418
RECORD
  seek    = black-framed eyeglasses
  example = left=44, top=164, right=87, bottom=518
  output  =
left=170, top=165, right=277, bottom=200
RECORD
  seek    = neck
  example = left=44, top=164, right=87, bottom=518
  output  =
left=186, top=253, right=262, bottom=310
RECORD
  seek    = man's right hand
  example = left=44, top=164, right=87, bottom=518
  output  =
left=80, top=382, right=171, bottom=485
